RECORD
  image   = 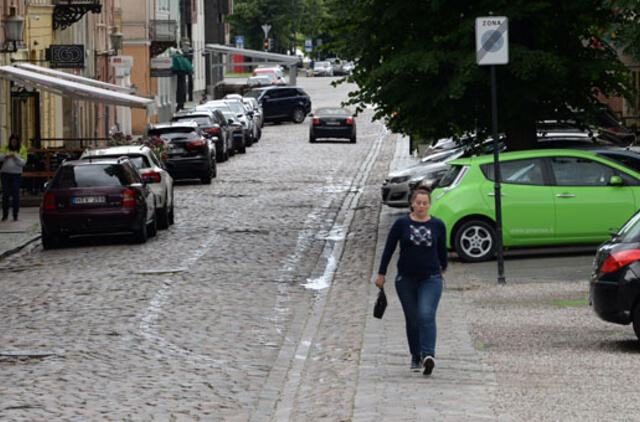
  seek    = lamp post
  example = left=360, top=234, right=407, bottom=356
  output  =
left=109, top=27, right=123, bottom=55
left=4, top=6, right=25, bottom=52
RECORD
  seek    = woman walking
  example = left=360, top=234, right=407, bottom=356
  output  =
left=0, top=134, right=28, bottom=221
left=375, top=186, right=447, bottom=375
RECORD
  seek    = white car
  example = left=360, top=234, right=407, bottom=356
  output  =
left=381, top=149, right=463, bottom=207
left=80, top=145, right=175, bottom=229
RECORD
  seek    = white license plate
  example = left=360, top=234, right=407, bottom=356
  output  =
left=326, top=121, right=340, bottom=126
left=72, top=196, right=105, bottom=205
left=170, top=146, right=185, bottom=154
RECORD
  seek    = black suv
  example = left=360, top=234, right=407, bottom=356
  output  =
left=245, top=86, right=311, bottom=124
left=147, top=122, right=216, bottom=184
left=172, top=109, right=232, bottom=162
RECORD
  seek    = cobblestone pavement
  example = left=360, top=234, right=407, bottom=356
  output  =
left=0, top=77, right=396, bottom=421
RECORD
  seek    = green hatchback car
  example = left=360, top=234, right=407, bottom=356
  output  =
left=430, top=149, right=640, bottom=262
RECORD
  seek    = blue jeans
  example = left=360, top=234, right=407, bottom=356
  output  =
left=1, top=172, right=21, bottom=220
left=395, top=273, right=443, bottom=358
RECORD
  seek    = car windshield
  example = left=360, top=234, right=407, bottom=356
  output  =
left=315, top=61, right=330, bottom=68
left=53, top=164, right=129, bottom=188
left=597, top=152, right=640, bottom=173
left=615, top=211, right=640, bottom=242
left=84, top=154, right=150, bottom=169
left=222, top=111, right=238, bottom=122
left=172, top=116, right=211, bottom=126
left=244, top=89, right=264, bottom=99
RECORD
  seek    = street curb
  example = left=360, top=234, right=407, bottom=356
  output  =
left=0, top=235, right=41, bottom=260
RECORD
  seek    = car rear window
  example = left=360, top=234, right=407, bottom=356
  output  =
left=437, top=165, right=463, bottom=188
left=172, top=116, right=212, bottom=126
left=150, top=131, right=200, bottom=142
left=53, top=164, right=130, bottom=188
left=614, top=211, right=640, bottom=242
left=84, top=154, right=150, bottom=169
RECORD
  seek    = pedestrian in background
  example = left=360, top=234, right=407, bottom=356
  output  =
left=375, top=185, right=447, bottom=375
left=0, top=134, right=28, bottom=221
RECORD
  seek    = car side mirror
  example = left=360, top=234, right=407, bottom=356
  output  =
left=228, top=119, right=234, bottom=124
left=308, top=113, right=314, bottom=117
left=609, top=175, right=623, bottom=186
left=609, top=228, right=619, bottom=237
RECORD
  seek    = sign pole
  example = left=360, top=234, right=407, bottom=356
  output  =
left=490, top=65, right=506, bottom=284
left=476, top=15, right=508, bottom=284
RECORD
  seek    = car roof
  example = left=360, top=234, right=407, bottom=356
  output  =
left=447, top=148, right=606, bottom=166
left=82, top=145, right=150, bottom=156
left=62, top=157, right=129, bottom=166
left=149, top=121, right=199, bottom=130
left=173, top=109, right=214, bottom=117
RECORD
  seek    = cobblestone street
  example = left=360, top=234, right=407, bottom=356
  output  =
left=0, top=77, right=397, bottom=421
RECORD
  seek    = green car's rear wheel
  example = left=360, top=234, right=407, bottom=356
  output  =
left=454, top=219, right=496, bottom=262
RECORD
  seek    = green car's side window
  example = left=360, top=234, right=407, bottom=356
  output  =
left=549, top=156, right=634, bottom=186
left=480, top=158, right=545, bottom=185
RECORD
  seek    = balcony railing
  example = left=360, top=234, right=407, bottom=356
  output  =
left=52, top=0, right=102, bottom=31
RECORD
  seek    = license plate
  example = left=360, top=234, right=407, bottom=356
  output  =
left=72, top=196, right=105, bottom=205
left=170, top=146, right=185, bottom=154
left=326, top=121, right=340, bottom=126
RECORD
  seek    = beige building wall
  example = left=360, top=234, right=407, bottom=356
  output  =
left=122, top=0, right=153, bottom=134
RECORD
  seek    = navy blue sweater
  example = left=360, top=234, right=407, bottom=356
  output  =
left=378, top=215, right=448, bottom=278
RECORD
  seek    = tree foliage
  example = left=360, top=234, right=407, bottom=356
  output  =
left=228, top=0, right=333, bottom=54
left=328, top=0, right=638, bottom=149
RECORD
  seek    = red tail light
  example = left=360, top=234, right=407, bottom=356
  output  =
left=122, top=189, right=136, bottom=207
left=313, top=118, right=320, bottom=125
left=205, top=127, right=220, bottom=134
left=346, top=118, right=354, bottom=125
left=599, top=249, right=640, bottom=273
left=43, top=192, right=56, bottom=210
left=141, top=171, right=162, bottom=183
left=606, top=126, right=621, bottom=133
left=187, top=139, right=207, bottom=148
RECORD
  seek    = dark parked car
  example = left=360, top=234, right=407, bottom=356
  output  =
left=147, top=122, right=216, bottom=184
left=309, top=107, right=356, bottom=143
left=40, top=158, right=157, bottom=248
left=172, top=109, right=232, bottom=162
left=590, top=210, right=640, bottom=340
left=245, top=86, right=311, bottom=124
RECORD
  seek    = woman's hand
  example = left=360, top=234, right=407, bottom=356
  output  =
left=375, top=274, right=385, bottom=289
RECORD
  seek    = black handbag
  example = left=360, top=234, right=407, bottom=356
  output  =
left=373, top=288, right=387, bottom=319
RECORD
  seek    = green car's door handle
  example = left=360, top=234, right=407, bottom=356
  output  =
left=555, top=193, right=575, bottom=198
left=487, top=193, right=505, bottom=197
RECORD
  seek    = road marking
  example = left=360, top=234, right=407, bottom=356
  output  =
left=251, top=120, right=388, bottom=421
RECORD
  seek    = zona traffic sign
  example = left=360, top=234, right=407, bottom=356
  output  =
left=475, top=17, right=508, bottom=65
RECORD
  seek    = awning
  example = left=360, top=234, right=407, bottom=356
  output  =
left=14, top=63, right=137, bottom=94
left=0, top=66, right=157, bottom=115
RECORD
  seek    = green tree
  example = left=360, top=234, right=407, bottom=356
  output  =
left=227, top=0, right=295, bottom=52
left=329, top=0, right=637, bottom=150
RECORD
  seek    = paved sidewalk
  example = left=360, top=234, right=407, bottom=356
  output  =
left=0, top=206, right=40, bottom=259
left=352, top=138, right=501, bottom=421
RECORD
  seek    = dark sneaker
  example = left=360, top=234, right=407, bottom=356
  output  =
left=422, top=355, right=435, bottom=376
left=410, top=355, right=421, bottom=372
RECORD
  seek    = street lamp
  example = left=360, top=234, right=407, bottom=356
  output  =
left=109, top=27, right=123, bottom=55
left=3, top=6, right=24, bottom=53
